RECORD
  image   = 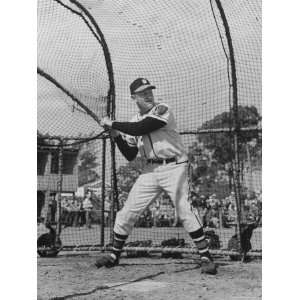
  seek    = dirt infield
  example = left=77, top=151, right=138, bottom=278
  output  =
left=38, top=254, right=261, bottom=300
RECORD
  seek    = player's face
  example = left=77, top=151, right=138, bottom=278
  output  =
left=131, top=89, right=155, bottom=113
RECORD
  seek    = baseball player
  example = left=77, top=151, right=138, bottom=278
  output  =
left=96, top=78, right=217, bottom=274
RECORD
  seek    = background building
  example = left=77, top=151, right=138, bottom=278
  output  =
left=37, top=142, right=79, bottom=221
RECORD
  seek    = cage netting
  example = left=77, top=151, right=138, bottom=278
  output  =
left=37, top=0, right=261, bottom=255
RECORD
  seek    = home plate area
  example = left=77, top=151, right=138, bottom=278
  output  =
left=37, top=256, right=261, bottom=300
left=106, top=280, right=171, bottom=292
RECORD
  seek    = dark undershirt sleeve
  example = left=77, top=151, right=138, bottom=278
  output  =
left=111, top=116, right=166, bottom=136
left=114, top=135, right=138, bottom=161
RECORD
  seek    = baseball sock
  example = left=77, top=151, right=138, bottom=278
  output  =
left=111, top=232, right=128, bottom=261
left=189, top=227, right=213, bottom=261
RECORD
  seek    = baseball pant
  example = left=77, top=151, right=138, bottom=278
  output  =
left=114, top=162, right=202, bottom=235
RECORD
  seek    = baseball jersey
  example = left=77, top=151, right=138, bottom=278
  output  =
left=124, top=103, right=188, bottom=161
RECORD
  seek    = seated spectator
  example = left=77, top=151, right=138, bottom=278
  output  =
left=158, top=214, right=169, bottom=227
left=191, top=195, right=199, bottom=207
left=209, top=217, right=219, bottom=228
left=221, top=209, right=232, bottom=228
left=199, top=195, right=206, bottom=208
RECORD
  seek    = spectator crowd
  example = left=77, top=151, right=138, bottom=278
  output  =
left=43, top=188, right=261, bottom=230
left=44, top=190, right=110, bottom=228
left=135, top=189, right=262, bottom=229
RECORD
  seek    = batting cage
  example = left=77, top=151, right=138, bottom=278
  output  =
left=37, top=0, right=261, bottom=260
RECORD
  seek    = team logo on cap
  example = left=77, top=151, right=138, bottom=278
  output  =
left=130, top=77, right=155, bottom=94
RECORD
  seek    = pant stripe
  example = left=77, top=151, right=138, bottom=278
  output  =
left=111, top=232, right=128, bottom=259
left=193, top=235, right=206, bottom=242
left=114, top=232, right=128, bottom=241
left=189, top=228, right=204, bottom=239
left=198, top=247, right=209, bottom=254
left=112, top=247, right=122, bottom=252
left=114, top=237, right=126, bottom=242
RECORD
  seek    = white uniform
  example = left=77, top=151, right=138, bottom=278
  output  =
left=114, top=103, right=202, bottom=235
left=125, top=103, right=187, bottom=161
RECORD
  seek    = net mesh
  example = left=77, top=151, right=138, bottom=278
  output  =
left=37, top=0, right=109, bottom=139
left=37, top=0, right=261, bottom=255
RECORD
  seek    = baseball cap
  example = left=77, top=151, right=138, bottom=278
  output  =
left=130, top=78, right=156, bottom=95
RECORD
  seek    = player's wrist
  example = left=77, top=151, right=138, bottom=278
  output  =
left=110, top=129, right=120, bottom=138
left=111, top=121, right=119, bottom=129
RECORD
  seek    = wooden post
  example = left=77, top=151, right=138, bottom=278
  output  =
left=110, top=189, right=115, bottom=244
left=214, top=0, right=243, bottom=257
left=56, top=140, right=64, bottom=242
left=246, top=143, right=254, bottom=192
left=43, top=190, right=51, bottom=223
left=109, top=135, right=119, bottom=244
left=42, top=151, right=52, bottom=223
left=100, top=138, right=106, bottom=246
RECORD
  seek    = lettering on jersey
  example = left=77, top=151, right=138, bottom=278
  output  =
left=154, top=104, right=168, bottom=116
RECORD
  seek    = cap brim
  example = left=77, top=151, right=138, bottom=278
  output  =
left=133, top=84, right=156, bottom=94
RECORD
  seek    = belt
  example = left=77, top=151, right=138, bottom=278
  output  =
left=147, top=157, right=176, bottom=165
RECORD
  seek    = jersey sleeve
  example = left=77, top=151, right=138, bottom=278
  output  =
left=150, top=103, right=170, bottom=124
left=121, top=115, right=138, bottom=145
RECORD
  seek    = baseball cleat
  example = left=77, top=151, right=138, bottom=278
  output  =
left=200, top=257, right=218, bottom=275
left=95, top=253, right=119, bottom=268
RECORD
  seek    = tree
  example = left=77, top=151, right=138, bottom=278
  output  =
left=78, top=150, right=99, bottom=186
left=188, top=105, right=261, bottom=194
left=199, top=105, right=261, bottom=165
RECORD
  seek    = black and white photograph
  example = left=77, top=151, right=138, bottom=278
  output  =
left=7, top=0, right=300, bottom=298
left=35, top=0, right=263, bottom=299
left=3, top=0, right=300, bottom=299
